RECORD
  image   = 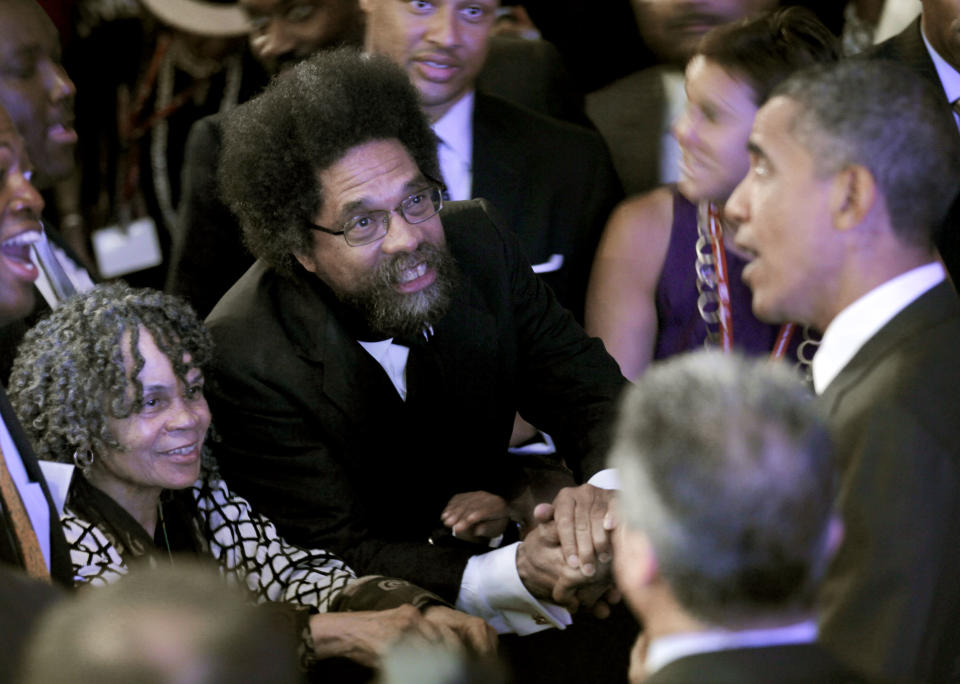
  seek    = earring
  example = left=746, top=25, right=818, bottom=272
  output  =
left=73, top=449, right=94, bottom=469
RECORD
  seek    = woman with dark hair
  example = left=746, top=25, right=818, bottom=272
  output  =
left=585, top=7, right=839, bottom=380
left=8, top=283, right=495, bottom=670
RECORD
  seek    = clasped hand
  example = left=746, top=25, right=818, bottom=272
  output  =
left=515, top=484, right=620, bottom=616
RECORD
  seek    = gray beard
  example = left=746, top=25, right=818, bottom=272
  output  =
left=338, top=241, right=459, bottom=339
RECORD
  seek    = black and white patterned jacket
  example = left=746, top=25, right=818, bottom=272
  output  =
left=62, top=465, right=355, bottom=613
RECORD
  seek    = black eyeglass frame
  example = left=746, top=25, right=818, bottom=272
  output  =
left=309, top=181, right=446, bottom=247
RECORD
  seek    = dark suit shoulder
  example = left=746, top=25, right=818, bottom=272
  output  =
left=863, top=19, right=941, bottom=90
left=648, top=644, right=874, bottom=684
left=474, top=90, right=609, bottom=154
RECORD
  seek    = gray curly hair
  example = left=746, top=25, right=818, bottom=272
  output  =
left=8, top=284, right=213, bottom=463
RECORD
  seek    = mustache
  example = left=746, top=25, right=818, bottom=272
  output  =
left=376, top=242, right=448, bottom=285
left=662, top=11, right=727, bottom=32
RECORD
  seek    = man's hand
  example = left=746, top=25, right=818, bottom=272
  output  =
left=309, top=604, right=497, bottom=667
left=441, top=491, right=510, bottom=543
left=516, top=510, right=615, bottom=613
left=551, top=484, right=616, bottom=578
left=309, top=605, right=424, bottom=667
left=422, top=605, right=498, bottom=655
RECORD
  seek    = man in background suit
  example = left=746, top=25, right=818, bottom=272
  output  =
left=610, top=351, right=866, bottom=683
left=359, top=0, right=621, bottom=323
left=867, top=0, right=960, bottom=282
left=0, top=103, right=70, bottom=682
left=728, top=59, right=960, bottom=681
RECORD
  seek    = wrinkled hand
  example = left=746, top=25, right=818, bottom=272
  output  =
left=421, top=605, right=498, bottom=656
left=516, top=507, right=615, bottom=613
left=441, top=491, right=510, bottom=543
left=309, top=604, right=496, bottom=668
left=551, top=484, right=616, bottom=578
left=308, top=605, right=421, bottom=668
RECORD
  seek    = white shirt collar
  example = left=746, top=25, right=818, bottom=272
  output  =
left=812, top=262, right=944, bottom=394
left=921, top=26, right=960, bottom=124
left=646, top=620, right=817, bottom=676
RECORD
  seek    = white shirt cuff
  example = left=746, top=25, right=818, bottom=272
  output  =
left=588, top=468, right=620, bottom=490
left=456, top=542, right=572, bottom=635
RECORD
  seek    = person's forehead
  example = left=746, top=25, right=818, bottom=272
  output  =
left=752, top=97, right=801, bottom=152
left=320, top=140, right=423, bottom=203
left=0, top=0, right=56, bottom=46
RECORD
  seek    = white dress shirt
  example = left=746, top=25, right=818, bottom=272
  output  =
left=811, top=262, right=944, bottom=395
left=432, top=91, right=475, bottom=202
left=646, top=620, right=818, bottom=676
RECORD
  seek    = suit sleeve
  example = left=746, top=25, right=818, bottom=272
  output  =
left=474, top=200, right=627, bottom=481
left=166, top=116, right=254, bottom=318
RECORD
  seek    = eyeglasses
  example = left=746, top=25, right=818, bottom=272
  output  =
left=310, top=184, right=444, bottom=247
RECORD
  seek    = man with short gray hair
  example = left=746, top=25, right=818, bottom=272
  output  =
left=611, top=351, right=865, bottom=683
left=729, top=58, right=960, bottom=680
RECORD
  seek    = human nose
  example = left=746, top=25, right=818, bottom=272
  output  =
left=725, top=176, right=750, bottom=235
left=672, top=107, right=695, bottom=147
left=251, top=21, right=295, bottom=60
left=425, top=5, right=461, bottom=46
left=166, top=396, right=205, bottom=432
left=380, top=211, right=422, bottom=254
left=42, top=60, right=75, bottom=103
left=10, top=171, right=44, bottom=216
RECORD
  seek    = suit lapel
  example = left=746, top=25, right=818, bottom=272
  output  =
left=820, top=281, right=959, bottom=414
left=274, top=270, right=402, bottom=424
left=890, top=19, right=942, bottom=92
left=471, top=93, right=522, bottom=217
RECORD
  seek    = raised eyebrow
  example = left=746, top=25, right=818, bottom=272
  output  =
left=140, top=383, right=174, bottom=394
left=337, top=178, right=431, bottom=219
left=403, top=176, right=431, bottom=193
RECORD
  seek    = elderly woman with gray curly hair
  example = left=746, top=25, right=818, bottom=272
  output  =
left=8, top=283, right=496, bottom=671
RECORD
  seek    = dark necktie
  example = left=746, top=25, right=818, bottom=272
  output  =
left=0, top=444, right=50, bottom=580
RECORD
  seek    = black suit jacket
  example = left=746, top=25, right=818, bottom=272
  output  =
left=0, top=387, right=73, bottom=588
left=205, top=200, right=626, bottom=601
left=168, top=92, right=621, bottom=322
left=646, top=643, right=871, bottom=684
left=471, top=91, right=622, bottom=322
left=866, top=20, right=960, bottom=284
left=817, top=281, right=960, bottom=682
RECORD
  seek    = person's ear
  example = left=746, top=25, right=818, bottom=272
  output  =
left=294, top=250, right=318, bottom=274
left=614, top=527, right=659, bottom=592
left=830, top=164, right=877, bottom=232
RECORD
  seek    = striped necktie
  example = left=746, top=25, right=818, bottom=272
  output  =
left=0, top=443, right=50, bottom=580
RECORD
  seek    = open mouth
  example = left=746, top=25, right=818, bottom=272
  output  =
left=397, top=262, right=428, bottom=284
left=0, top=229, right=42, bottom=280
